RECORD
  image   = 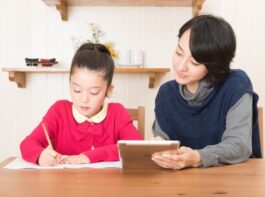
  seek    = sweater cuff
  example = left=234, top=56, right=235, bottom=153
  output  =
left=84, top=150, right=101, bottom=163
left=198, top=149, right=218, bottom=167
left=84, top=148, right=119, bottom=163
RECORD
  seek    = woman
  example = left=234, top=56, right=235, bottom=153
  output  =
left=152, top=14, right=261, bottom=169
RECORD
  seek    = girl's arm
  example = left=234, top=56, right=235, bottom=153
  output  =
left=20, top=102, right=60, bottom=164
left=20, top=122, right=53, bottom=163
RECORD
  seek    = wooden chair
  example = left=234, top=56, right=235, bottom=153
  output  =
left=127, top=106, right=145, bottom=139
left=258, top=107, right=263, bottom=156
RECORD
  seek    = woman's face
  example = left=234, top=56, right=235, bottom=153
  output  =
left=70, top=67, right=112, bottom=118
left=172, top=30, right=208, bottom=93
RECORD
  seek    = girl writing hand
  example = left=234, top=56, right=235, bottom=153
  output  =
left=38, top=146, right=62, bottom=166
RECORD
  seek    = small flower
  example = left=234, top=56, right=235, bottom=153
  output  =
left=88, top=22, right=104, bottom=43
left=86, top=22, right=118, bottom=58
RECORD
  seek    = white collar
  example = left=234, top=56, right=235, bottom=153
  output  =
left=72, top=103, right=108, bottom=123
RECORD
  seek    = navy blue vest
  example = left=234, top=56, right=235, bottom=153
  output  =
left=155, top=69, right=261, bottom=158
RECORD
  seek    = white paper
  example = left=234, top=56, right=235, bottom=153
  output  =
left=4, top=156, right=122, bottom=169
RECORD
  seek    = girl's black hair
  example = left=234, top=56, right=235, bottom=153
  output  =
left=70, top=42, right=114, bottom=86
left=178, top=14, right=236, bottom=87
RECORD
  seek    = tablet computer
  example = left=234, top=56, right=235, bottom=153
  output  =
left=118, top=140, right=180, bottom=169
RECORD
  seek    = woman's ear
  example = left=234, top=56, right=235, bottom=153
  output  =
left=106, top=85, right=114, bottom=97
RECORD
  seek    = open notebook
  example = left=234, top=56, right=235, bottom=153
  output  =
left=4, top=156, right=122, bottom=169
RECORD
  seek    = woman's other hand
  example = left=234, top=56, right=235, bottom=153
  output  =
left=152, top=146, right=201, bottom=170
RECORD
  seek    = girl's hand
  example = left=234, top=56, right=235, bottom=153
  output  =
left=59, top=154, right=90, bottom=165
left=152, top=146, right=201, bottom=170
left=38, top=146, right=62, bottom=166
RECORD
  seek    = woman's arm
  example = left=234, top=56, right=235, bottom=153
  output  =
left=198, top=93, right=253, bottom=167
left=152, top=120, right=170, bottom=140
left=152, top=93, right=253, bottom=168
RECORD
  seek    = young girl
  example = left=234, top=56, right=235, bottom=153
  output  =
left=152, top=15, right=262, bottom=169
left=20, top=43, right=143, bottom=166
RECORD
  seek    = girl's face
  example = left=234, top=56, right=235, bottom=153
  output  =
left=172, top=30, right=208, bottom=93
left=70, top=67, right=113, bottom=118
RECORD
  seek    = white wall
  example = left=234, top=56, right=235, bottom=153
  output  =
left=1, top=0, right=265, bottom=161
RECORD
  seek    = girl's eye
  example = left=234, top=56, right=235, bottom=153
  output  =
left=73, top=90, right=81, bottom=93
left=90, top=92, right=99, bottom=96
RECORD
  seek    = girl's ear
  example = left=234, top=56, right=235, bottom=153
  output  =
left=106, top=85, right=114, bottom=97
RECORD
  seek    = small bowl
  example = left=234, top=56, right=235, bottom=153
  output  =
left=40, top=58, right=58, bottom=67
left=25, top=58, right=39, bottom=66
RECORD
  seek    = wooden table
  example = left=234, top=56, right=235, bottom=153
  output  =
left=1, top=158, right=265, bottom=197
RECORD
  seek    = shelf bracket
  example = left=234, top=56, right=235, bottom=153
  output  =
left=192, top=0, right=204, bottom=16
left=148, top=73, right=156, bottom=88
left=8, top=72, right=26, bottom=88
left=56, top=0, right=67, bottom=21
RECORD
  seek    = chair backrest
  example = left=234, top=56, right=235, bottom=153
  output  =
left=258, top=107, right=263, bottom=156
left=127, top=106, right=145, bottom=139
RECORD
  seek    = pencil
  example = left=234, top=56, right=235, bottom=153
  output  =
left=42, top=122, right=53, bottom=149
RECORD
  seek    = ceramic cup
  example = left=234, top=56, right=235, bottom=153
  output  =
left=130, top=50, right=144, bottom=66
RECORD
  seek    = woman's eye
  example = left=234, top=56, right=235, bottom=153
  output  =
left=191, top=61, right=200, bottom=66
left=73, top=90, right=81, bottom=93
left=176, top=51, right=182, bottom=56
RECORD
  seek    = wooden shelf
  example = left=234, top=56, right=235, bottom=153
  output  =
left=1, top=66, right=170, bottom=88
left=41, top=0, right=203, bottom=21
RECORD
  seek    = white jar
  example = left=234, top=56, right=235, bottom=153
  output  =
left=130, top=50, right=144, bottom=66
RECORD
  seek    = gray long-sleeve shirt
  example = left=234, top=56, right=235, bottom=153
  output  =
left=152, top=81, right=253, bottom=167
